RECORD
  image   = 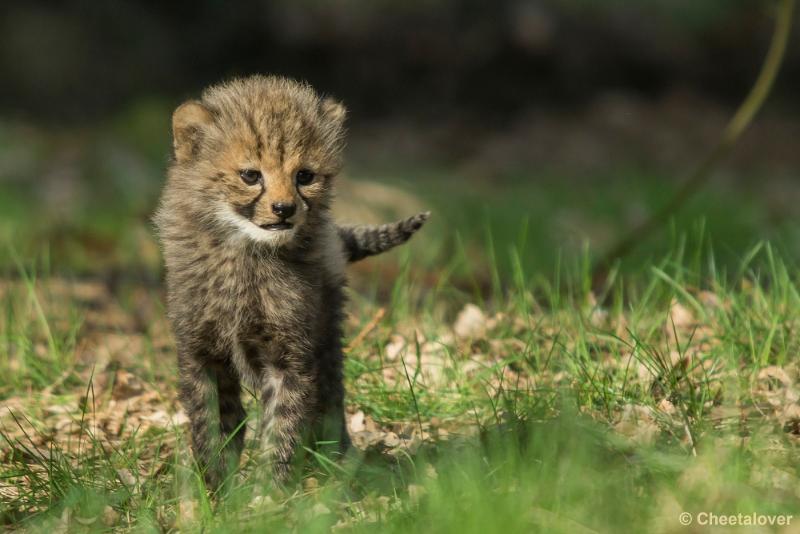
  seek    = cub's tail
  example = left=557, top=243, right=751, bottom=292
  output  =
left=338, top=212, right=430, bottom=263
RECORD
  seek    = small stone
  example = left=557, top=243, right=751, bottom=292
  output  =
left=384, top=335, right=406, bottom=361
left=453, top=304, right=487, bottom=340
left=170, top=410, right=190, bottom=426
left=349, top=410, right=366, bottom=433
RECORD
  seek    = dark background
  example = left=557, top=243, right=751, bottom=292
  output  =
left=3, top=0, right=799, bottom=123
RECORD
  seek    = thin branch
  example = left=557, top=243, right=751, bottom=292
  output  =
left=344, top=307, right=385, bottom=353
left=592, top=0, right=796, bottom=290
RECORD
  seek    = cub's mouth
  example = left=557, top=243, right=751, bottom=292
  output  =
left=259, top=222, right=294, bottom=231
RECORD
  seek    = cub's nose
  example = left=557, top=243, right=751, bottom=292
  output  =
left=271, top=202, right=296, bottom=219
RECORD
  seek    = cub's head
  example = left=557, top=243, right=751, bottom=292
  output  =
left=169, top=75, right=346, bottom=246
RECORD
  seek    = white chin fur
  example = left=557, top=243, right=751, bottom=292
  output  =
left=214, top=204, right=296, bottom=245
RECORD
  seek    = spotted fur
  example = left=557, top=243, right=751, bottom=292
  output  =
left=154, top=75, right=426, bottom=490
left=339, top=212, right=430, bottom=262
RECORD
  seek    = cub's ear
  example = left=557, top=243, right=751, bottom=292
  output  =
left=319, top=97, right=346, bottom=126
left=172, top=100, right=214, bottom=163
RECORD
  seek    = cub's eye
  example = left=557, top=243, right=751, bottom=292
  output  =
left=295, top=169, right=315, bottom=186
left=239, top=169, right=262, bottom=185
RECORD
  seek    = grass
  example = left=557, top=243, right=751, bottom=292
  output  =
left=2, top=222, right=800, bottom=531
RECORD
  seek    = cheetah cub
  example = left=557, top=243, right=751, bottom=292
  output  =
left=155, top=75, right=428, bottom=490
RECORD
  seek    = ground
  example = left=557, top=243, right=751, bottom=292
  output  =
left=3, top=237, right=800, bottom=531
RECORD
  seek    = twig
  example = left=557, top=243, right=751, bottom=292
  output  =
left=591, top=0, right=796, bottom=290
left=344, top=307, right=385, bottom=353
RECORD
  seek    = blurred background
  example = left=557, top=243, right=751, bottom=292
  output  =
left=1, top=0, right=799, bottom=285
